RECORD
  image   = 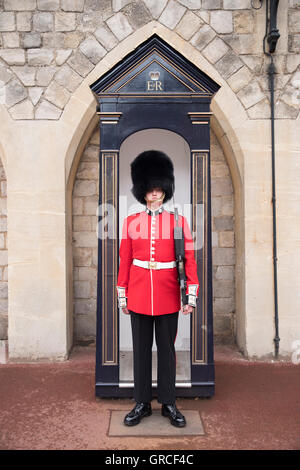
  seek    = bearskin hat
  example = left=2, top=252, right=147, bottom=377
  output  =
left=130, top=150, right=175, bottom=205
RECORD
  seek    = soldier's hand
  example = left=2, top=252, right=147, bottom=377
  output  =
left=122, top=307, right=130, bottom=315
left=181, top=304, right=193, bottom=315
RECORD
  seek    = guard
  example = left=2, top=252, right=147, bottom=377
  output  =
left=116, top=150, right=200, bottom=427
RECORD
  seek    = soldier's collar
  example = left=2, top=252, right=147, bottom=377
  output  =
left=145, top=205, right=164, bottom=216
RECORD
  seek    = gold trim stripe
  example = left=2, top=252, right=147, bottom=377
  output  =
left=101, top=152, right=118, bottom=366
left=192, top=152, right=208, bottom=365
left=101, top=47, right=210, bottom=94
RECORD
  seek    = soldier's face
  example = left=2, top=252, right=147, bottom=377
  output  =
left=145, top=187, right=163, bottom=202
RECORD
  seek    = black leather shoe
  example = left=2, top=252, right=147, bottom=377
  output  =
left=161, top=404, right=186, bottom=427
left=124, top=402, right=152, bottom=426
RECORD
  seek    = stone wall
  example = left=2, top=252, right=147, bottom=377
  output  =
left=0, top=0, right=299, bottom=120
left=0, top=158, right=7, bottom=340
left=72, top=126, right=235, bottom=345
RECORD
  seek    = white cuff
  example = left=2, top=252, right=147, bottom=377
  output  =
left=117, top=286, right=127, bottom=308
left=188, top=294, right=197, bottom=307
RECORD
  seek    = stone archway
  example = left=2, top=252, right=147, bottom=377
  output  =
left=63, top=26, right=246, bottom=357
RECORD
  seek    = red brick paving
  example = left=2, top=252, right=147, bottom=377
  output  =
left=0, top=345, right=299, bottom=450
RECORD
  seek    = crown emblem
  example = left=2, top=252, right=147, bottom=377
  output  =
left=149, top=70, right=160, bottom=81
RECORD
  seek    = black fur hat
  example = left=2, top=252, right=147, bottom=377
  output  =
left=130, top=150, right=175, bottom=205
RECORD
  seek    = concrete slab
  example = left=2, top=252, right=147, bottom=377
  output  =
left=108, top=410, right=205, bottom=437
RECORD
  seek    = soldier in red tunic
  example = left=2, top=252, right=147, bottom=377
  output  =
left=116, top=150, right=199, bottom=427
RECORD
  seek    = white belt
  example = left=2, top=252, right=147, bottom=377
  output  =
left=133, top=258, right=177, bottom=270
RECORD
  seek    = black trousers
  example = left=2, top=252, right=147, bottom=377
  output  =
left=129, top=310, right=179, bottom=404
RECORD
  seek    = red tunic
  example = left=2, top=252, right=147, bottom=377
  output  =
left=116, top=205, right=200, bottom=316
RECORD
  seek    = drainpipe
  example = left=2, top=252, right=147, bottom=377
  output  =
left=261, top=0, right=280, bottom=358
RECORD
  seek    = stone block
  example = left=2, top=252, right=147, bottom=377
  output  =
left=79, top=36, right=106, bottom=64
left=223, top=0, right=251, bottom=8
left=212, top=247, right=235, bottom=265
left=37, top=0, right=60, bottom=10
left=211, top=196, right=222, bottom=217
left=35, top=99, right=62, bottom=119
left=286, top=54, right=300, bottom=73
left=61, top=0, right=84, bottom=11
left=9, top=98, right=34, bottom=119
left=213, top=314, right=233, bottom=335
left=67, top=49, right=94, bottom=77
left=83, top=196, right=99, bottom=215
left=202, top=36, right=229, bottom=64
left=224, top=34, right=255, bottom=55
left=73, top=231, right=98, bottom=248
left=241, top=54, right=262, bottom=73
left=289, top=34, right=300, bottom=52
left=54, top=63, right=82, bottom=92
left=201, top=0, right=221, bottom=8
left=22, top=32, right=41, bottom=48
left=27, top=48, right=54, bottom=65
left=175, top=10, right=202, bottom=41
left=44, top=79, right=70, bottom=109
left=237, top=81, right=265, bottom=109
left=33, top=12, right=54, bottom=32
left=0, top=299, right=8, bottom=314
left=227, top=65, right=252, bottom=93
left=215, top=265, right=235, bottom=281
left=142, top=0, right=168, bottom=19
left=106, top=12, right=133, bottom=41
left=0, top=182, right=6, bottom=197
left=222, top=196, right=234, bottom=216
left=4, top=0, right=36, bottom=10
left=247, top=98, right=270, bottom=119
left=288, top=9, right=300, bottom=33
left=159, top=0, right=186, bottom=30
left=36, top=64, right=56, bottom=86
left=190, top=24, right=216, bottom=51
left=275, top=100, right=298, bottom=118
left=178, top=0, right=201, bottom=8
left=16, top=12, right=32, bottom=31
left=74, top=299, right=96, bottom=315
left=74, top=280, right=91, bottom=299
left=55, top=12, right=76, bottom=31
left=214, top=216, right=234, bottom=231
left=215, top=51, right=243, bottom=80
left=233, top=10, right=254, bottom=34
left=210, top=10, right=232, bottom=34
left=76, top=161, right=99, bottom=180
left=78, top=266, right=97, bottom=281
left=211, top=161, right=229, bottom=177
left=0, top=48, right=25, bottom=65
left=94, top=24, right=118, bottom=51
left=2, top=32, right=19, bottom=47
left=28, top=86, right=43, bottom=105
left=219, top=231, right=235, bottom=248
left=0, top=64, right=13, bottom=86
left=11, top=65, right=36, bottom=85
left=211, top=178, right=233, bottom=196
left=73, top=197, right=84, bottom=215
left=213, top=280, right=234, bottom=298
left=83, top=145, right=99, bottom=161
left=112, top=0, right=131, bottom=12
left=0, top=318, right=8, bottom=341
left=4, top=78, right=27, bottom=107
left=73, top=180, right=97, bottom=197
left=0, top=250, right=7, bottom=265
left=123, top=2, right=152, bottom=29
left=73, top=247, right=93, bottom=267
left=55, top=49, right=72, bottom=66
left=74, top=313, right=96, bottom=337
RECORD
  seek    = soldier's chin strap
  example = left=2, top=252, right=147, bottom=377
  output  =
left=172, top=183, right=188, bottom=306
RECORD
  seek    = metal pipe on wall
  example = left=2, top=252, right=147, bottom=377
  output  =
left=261, top=0, right=281, bottom=358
